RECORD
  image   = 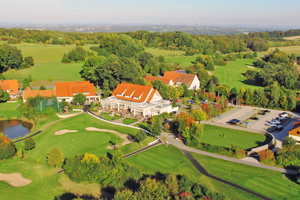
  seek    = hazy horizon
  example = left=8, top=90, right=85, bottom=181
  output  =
left=1, top=0, right=300, bottom=28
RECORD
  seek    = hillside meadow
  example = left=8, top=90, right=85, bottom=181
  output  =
left=2, top=43, right=98, bottom=87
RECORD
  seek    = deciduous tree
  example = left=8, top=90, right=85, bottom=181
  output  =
left=24, top=137, right=36, bottom=154
left=47, top=147, right=64, bottom=168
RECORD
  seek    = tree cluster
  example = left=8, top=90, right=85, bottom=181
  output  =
left=62, top=46, right=90, bottom=63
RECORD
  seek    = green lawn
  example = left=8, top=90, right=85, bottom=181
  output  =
left=100, top=113, right=121, bottom=121
left=0, top=102, right=22, bottom=119
left=165, top=55, right=198, bottom=67
left=125, top=145, right=260, bottom=200
left=2, top=43, right=98, bottom=87
left=122, top=118, right=138, bottom=125
left=191, top=153, right=300, bottom=200
left=201, top=124, right=269, bottom=150
left=211, top=58, right=261, bottom=90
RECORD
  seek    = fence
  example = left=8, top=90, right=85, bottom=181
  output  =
left=148, top=139, right=159, bottom=146
left=36, top=96, right=64, bottom=112
left=87, top=110, right=150, bottom=133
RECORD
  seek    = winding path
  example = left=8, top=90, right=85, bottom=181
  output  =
left=181, top=150, right=272, bottom=200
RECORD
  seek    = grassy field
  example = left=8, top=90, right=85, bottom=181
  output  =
left=201, top=125, right=268, bottom=150
left=125, top=145, right=260, bottom=200
left=283, top=36, right=300, bottom=40
left=0, top=102, right=22, bottom=119
left=122, top=118, right=138, bottom=124
left=2, top=43, right=97, bottom=87
left=145, top=48, right=185, bottom=57
left=212, top=58, right=261, bottom=90
left=100, top=113, right=121, bottom=121
left=262, top=45, right=300, bottom=56
left=165, top=55, right=198, bottom=67
left=191, top=153, right=300, bottom=200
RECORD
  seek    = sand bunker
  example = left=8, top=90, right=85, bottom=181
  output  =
left=247, top=65, right=255, bottom=69
left=0, top=172, right=32, bottom=187
left=55, top=129, right=78, bottom=135
left=85, top=127, right=135, bottom=149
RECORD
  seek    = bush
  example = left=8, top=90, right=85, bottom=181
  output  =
left=205, top=61, right=215, bottom=71
left=0, top=133, right=16, bottom=160
left=258, top=149, right=275, bottom=164
left=24, top=56, right=34, bottom=67
left=243, top=52, right=253, bottom=59
left=245, top=70, right=257, bottom=79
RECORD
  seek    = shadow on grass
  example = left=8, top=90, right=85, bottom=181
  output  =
left=239, top=79, right=261, bottom=87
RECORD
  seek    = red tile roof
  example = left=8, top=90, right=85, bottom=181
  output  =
left=23, top=90, right=56, bottom=101
left=163, top=71, right=196, bottom=87
left=112, top=83, right=160, bottom=103
left=145, top=76, right=172, bottom=84
left=163, top=71, right=181, bottom=83
left=0, top=80, right=18, bottom=94
left=55, top=81, right=96, bottom=97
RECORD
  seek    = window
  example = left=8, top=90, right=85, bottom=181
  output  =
left=297, top=131, right=300, bottom=135
left=11, top=89, right=13, bottom=92
left=117, top=94, right=122, bottom=97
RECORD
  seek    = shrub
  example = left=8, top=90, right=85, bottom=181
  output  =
left=0, top=133, right=16, bottom=160
left=258, top=149, right=275, bottom=164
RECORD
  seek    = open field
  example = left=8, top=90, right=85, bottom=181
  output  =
left=262, top=45, right=300, bottom=56
left=283, top=36, right=300, bottom=40
left=201, top=124, right=269, bottom=150
left=0, top=102, right=22, bottom=119
left=212, top=58, right=261, bottom=90
left=165, top=55, right=198, bottom=67
left=145, top=48, right=185, bottom=57
left=2, top=43, right=97, bottom=87
left=125, top=145, right=260, bottom=200
left=191, top=153, right=300, bottom=200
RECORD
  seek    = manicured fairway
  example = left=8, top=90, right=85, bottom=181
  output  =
left=191, top=153, right=300, bottom=200
left=211, top=58, right=261, bottom=90
left=165, top=55, right=198, bottom=67
left=0, top=102, right=22, bottom=118
left=2, top=43, right=98, bottom=87
left=125, top=145, right=260, bottom=200
left=201, top=124, right=269, bottom=150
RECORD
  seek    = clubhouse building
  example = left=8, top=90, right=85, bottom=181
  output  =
left=101, top=83, right=172, bottom=117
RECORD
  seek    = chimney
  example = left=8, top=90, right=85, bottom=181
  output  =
left=1, top=79, right=3, bottom=84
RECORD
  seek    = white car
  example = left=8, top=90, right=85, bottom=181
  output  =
left=241, top=122, right=250, bottom=126
left=271, top=119, right=280, bottom=124
left=266, top=122, right=276, bottom=126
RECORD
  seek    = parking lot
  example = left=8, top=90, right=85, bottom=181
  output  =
left=211, top=105, right=300, bottom=137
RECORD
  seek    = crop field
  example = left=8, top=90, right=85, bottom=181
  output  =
left=2, top=43, right=97, bottom=87
left=283, top=35, right=300, bottom=40
left=192, top=153, right=300, bottom=200
left=201, top=125, right=269, bottom=150
left=211, top=58, right=261, bottom=90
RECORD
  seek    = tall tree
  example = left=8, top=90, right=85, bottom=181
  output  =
left=47, top=147, right=64, bottom=168
left=24, top=138, right=36, bottom=155
left=17, top=148, right=24, bottom=161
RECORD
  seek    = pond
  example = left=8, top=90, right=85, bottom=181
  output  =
left=0, top=120, right=33, bottom=140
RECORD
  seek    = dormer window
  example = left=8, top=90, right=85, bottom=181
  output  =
left=133, top=97, right=140, bottom=100
left=125, top=95, right=130, bottom=98
left=11, top=89, right=13, bottom=92
left=117, top=94, right=122, bottom=97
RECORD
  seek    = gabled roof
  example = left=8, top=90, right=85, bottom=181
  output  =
left=111, top=83, right=160, bottom=103
left=23, top=90, right=56, bottom=101
left=163, top=71, right=197, bottom=87
left=163, top=71, right=181, bottom=83
left=0, top=80, right=18, bottom=94
left=55, top=81, right=96, bottom=97
left=24, top=86, right=32, bottom=92
left=145, top=76, right=172, bottom=84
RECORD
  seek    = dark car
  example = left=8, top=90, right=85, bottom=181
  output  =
left=263, top=110, right=270, bottom=113
left=250, top=117, right=259, bottom=120
left=232, top=119, right=241, bottom=123
left=227, top=120, right=238, bottom=125
left=259, top=112, right=265, bottom=115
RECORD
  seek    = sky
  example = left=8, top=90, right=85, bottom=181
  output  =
left=1, top=0, right=300, bottom=27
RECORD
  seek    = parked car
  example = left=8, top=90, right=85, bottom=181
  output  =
left=271, top=119, right=280, bottom=124
left=259, top=112, right=265, bottom=115
left=263, top=110, right=270, bottom=113
left=228, top=120, right=238, bottom=125
left=276, top=125, right=283, bottom=131
left=241, top=122, right=250, bottom=126
left=250, top=117, right=259, bottom=120
left=280, top=112, right=289, bottom=118
left=266, top=122, right=276, bottom=126
left=232, top=119, right=241, bottom=123
left=215, top=115, right=222, bottom=118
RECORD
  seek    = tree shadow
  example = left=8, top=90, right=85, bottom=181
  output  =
left=239, top=79, right=261, bottom=87
left=54, top=192, right=76, bottom=200
left=107, top=152, right=113, bottom=160
left=124, top=178, right=140, bottom=192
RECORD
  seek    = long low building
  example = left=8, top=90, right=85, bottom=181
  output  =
left=101, top=83, right=172, bottom=117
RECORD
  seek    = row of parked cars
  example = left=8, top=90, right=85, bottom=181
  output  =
left=227, top=118, right=250, bottom=126
left=266, top=112, right=290, bottom=131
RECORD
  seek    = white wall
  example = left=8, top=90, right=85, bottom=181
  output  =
left=189, top=76, right=200, bottom=90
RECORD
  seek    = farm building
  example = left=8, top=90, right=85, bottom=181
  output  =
left=145, top=76, right=174, bottom=86
left=288, top=119, right=300, bottom=143
left=101, top=83, right=172, bottom=117
left=23, top=89, right=56, bottom=103
left=163, top=71, right=200, bottom=90
left=54, top=81, right=100, bottom=103
left=0, top=79, right=19, bottom=99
